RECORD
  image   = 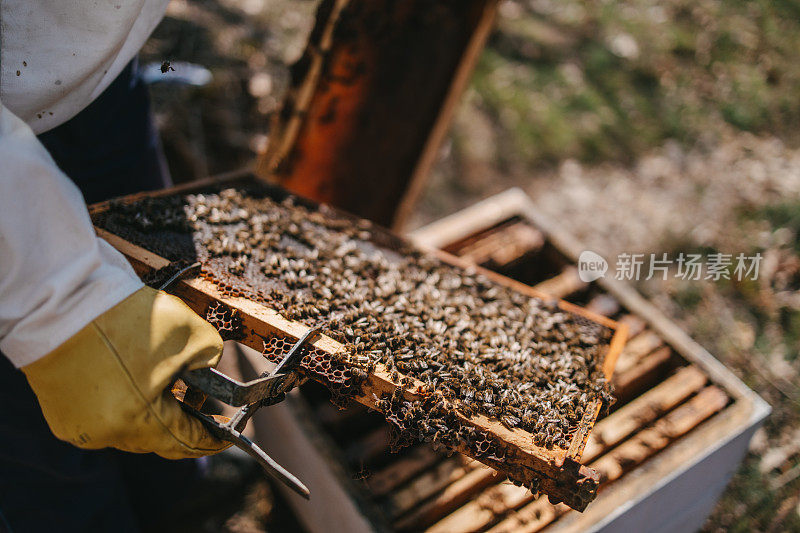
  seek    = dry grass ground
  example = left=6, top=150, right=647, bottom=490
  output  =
left=142, top=0, right=800, bottom=530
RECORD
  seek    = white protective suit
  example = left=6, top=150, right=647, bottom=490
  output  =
left=0, top=1, right=170, bottom=367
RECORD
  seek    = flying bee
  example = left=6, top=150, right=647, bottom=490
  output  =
left=352, top=467, right=371, bottom=481
left=160, top=60, right=176, bottom=73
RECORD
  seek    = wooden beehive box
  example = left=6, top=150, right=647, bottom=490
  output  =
left=237, top=188, right=769, bottom=533
left=89, top=174, right=626, bottom=512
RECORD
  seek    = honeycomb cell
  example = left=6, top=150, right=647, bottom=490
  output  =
left=205, top=301, right=243, bottom=340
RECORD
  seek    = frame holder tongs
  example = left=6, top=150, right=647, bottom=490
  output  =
left=160, top=263, right=318, bottom=498
left=175, top=326, right=322, bottom=499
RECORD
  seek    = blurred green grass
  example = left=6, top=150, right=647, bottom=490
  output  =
left=468, top=0, right=800, bottom=167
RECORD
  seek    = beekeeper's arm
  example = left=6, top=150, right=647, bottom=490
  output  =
left=0, top=102, right=228, bottom=458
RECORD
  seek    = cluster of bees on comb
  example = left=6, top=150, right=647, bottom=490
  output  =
left=96, top=186, right=614, bottom=460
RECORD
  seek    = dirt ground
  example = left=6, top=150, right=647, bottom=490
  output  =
left=142, top=0, right=800, bottom=530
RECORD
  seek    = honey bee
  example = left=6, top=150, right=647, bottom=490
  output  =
left=350, top=367, right=368, bottom=381
left=352, top=468, right=371, bottom=481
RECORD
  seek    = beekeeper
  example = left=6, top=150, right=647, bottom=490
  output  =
left=0, top=2, right=230, bottom=530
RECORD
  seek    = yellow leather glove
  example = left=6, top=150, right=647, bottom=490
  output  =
left=22, top=286, right=230, bottom=459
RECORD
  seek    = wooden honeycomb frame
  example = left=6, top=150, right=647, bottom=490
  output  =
left=89, top=173, right=627, bottom=511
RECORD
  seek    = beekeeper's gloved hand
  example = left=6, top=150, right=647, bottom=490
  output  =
left=21, top=286, right=230, bottom=459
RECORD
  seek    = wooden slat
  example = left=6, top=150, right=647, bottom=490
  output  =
left=594, top=386, right=729, bottom=481
left=387, top=457, right=479, bottom=518
left=488, top=501, right=570, bottom=533
left=583, top=365, right=706, bottom=458
left=368, top=446, right=444, bottom=496
left=94, top=216, right=625, bottom=510
left=613, top=346, right=676, bottom=402
left=408, top=189, right=533, bottom=250
left=427, top=481, right=533, bottom=533
left=531, top=266, right=588, bottom=300
left=418, top=365, right=708, bottom=532
left=486, top=386, right=729, bottom=533
left=394, top=466, right=500, bottom=532
left=617, top=314, right=647, bottom=338
left=448, top=221, right=545, bottom=268
left=613, top=330, right=664, bottom=376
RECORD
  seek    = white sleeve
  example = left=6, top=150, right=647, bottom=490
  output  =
left=0, top=101, right=143, bottom=367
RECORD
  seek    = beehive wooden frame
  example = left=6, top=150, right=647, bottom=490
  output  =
left=89, top=173, right=627, bottom=511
